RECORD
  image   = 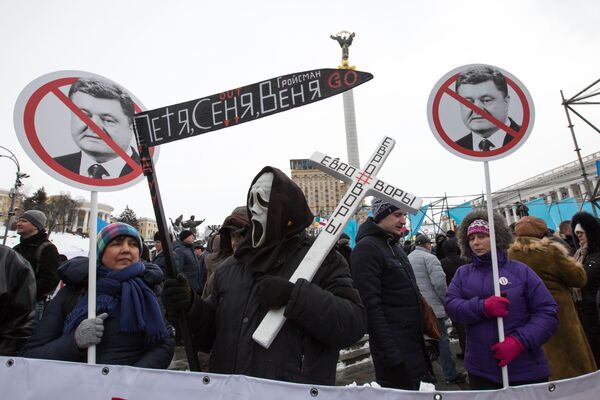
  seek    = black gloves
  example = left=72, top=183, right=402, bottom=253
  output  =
left=257, top=275, right=294, bottom=309
left=162, top=274, right=192, bottom=313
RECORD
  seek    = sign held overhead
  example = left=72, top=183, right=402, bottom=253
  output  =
left=133, top=68, right=373, bottom=147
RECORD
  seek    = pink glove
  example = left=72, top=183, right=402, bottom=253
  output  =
left=491, top=336, right=525, bottom=367
left=483, top=295, right=510, bottom=318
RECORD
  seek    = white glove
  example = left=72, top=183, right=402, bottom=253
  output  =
left=74, top=313, right=107, bottom=349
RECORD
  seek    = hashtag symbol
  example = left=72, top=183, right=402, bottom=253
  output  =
left=356, top=171, right=372, bottom=185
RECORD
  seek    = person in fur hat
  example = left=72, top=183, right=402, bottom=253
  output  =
left=571, top=211, right=600, bottom=366
left=161, top=167, right=366, bottom=385
left=509, top=216, right=596, bottom=380
left=445, top=210, right=558, bottom=389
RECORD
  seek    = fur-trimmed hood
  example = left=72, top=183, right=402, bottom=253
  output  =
left=509, top=236, right=570, bottom=257
left=571, top=211, right=600, bottom=253
left=458, top=209, right=513, bottom=256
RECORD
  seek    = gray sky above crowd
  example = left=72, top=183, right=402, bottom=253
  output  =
left=1, top=0, right=599, bottom=228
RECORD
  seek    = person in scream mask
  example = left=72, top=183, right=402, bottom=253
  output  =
left=162, top=166, right=366, bottom=385
left=445, top=210, right=558, bottom=390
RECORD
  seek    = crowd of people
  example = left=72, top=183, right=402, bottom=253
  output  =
left=2, top=172, right=600, bottom=391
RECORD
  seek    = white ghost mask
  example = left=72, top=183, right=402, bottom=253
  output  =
left=248, top=172, right=274, bottom=248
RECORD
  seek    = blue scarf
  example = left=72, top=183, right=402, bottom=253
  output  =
left=64, top=262, right=169, bottom=345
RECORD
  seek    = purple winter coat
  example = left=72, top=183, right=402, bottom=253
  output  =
left=445, top=250, right=558, bottom=383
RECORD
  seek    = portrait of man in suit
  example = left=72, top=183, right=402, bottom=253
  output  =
left=454, top=66, right=521, bottom=152
left=53, top=78, right=140, bottom=178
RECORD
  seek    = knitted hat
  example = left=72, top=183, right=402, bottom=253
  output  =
left=467, top=219, right=489, bottom=237
left=372, top=198, right=400, bottom=223
left=20, top=210, right=47, bottom=231
left=97, top=222, right=142, bottom=262
left=415, top=233, right=432, bottom=246
left=179, top=230, right=194, bottom=242
left=514, top=216, right=547, bottom=239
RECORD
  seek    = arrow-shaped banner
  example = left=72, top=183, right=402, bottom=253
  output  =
left=133, top=68, right=373, bottom=148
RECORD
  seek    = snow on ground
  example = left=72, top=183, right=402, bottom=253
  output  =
left=2, top=228, right=89, bottom=259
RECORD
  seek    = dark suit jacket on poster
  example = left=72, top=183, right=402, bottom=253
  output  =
left=455, top=118, right=521, bottom=151
left=53, top=147, right=140, bottom=178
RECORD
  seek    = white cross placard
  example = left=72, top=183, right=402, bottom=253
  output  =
left=252, top=136, right=423, bottom=348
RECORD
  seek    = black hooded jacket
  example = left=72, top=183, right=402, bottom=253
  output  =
left=185, top=167, right=366, bottom=385
left=0, top=245, right=36, bottom=356
left=350, top=217, right=430, bottom=386
left=13, top=231, right=61, bottom=301
left=571, top=212, right=600, bottom=337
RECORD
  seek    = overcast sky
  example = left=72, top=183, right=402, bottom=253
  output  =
left=1, top=0, right=599, bottom=228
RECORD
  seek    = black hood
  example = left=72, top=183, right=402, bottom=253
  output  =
left=571, top=211, right=600, bottom=253
left=235, top=166, right=314, bottom=273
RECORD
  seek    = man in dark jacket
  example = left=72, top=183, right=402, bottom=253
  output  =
left=13, top=210, right=61, bottom=321
left=162, top=166, right=366, bottom=385
left=0, top=245, right=36, bottom=355
left=173, top=230, right=203, bottom=292
left=151, top=231, right=181, bottom=281
left=351, top=199, right=432, bottom=390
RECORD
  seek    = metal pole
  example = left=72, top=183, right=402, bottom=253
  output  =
left=136, top=143, right=200, bottom=371
left=1, top=146, right=24, bottom=246
left=560, top=90, right=598, bottom=217
left=87, top=191, right=98, bottom=364
left=483, top=161, right=509, bottom=387
left=567, top=77, right=600, bottom=102
left=343, top=90, right=360, bottom=167
left=2, top=184, right=17, bottom=246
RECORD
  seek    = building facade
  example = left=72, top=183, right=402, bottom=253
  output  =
left=492, top=151, right=600, bottom=225
left=138, top=217, right=158, bottom=241
left=289, top=159, right=349, bottom=217
left=69, top=201, right=114, bottom=234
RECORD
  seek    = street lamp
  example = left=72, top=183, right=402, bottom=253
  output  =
left=1, top=146, right=29, bottom=245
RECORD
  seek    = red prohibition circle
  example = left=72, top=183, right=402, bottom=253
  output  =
left=22, top=76, right=153, bottom=187
left=431, top=73, right=532, bottom=158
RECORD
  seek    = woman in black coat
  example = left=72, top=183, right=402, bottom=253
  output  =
left=571, top=211, right=600, bottom=366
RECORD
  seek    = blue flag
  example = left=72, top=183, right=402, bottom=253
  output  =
left=97, top=218, right=109, bottom=233
left=447, top=201, right=473, bottom=226
left=409, top=204, right=430, bottom=237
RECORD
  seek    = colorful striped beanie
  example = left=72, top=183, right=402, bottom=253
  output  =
left=97, top=222, right=142, bottom=263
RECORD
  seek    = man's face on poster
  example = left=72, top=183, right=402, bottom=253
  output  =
left=70, top=91, right=133, bottom=162
left=457, top=79, right=509, bottom=138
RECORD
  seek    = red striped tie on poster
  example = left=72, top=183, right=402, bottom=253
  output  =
left=13, top=70, right=158, bottom=366
left=427, top=63, right=535, bottom=388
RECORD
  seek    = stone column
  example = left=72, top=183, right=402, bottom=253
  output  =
left=579, top=182, right=588, bottom=201
left=567, top=185, right=576, bottom=199
left=504, top=206, right=511, bottom=225
left=511, top=204, right=519, bottom=222
left=82, top=209, right=89, bottom=234
left=72, top=212, right=79, bottom=232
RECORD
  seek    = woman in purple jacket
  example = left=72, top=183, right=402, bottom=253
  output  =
left=445, top=210, right=558, bottom=390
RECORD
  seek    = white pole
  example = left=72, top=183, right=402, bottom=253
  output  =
left=87, top=191, right=98, bottom=364
left=343, top=90, right=360, bottom=167
left=483, top=161, right=509, bottom=387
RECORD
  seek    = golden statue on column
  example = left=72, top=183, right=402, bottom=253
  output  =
left=330, top=30, right=356, bottom=70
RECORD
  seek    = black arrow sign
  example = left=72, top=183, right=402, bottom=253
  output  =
left=133, top=68, right=373, bottom=148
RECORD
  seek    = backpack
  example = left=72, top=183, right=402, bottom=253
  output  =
left=33, top=241, right=53, bottom=274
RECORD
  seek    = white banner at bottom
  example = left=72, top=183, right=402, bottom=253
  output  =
left=1, top=356, right=599, bottom=400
